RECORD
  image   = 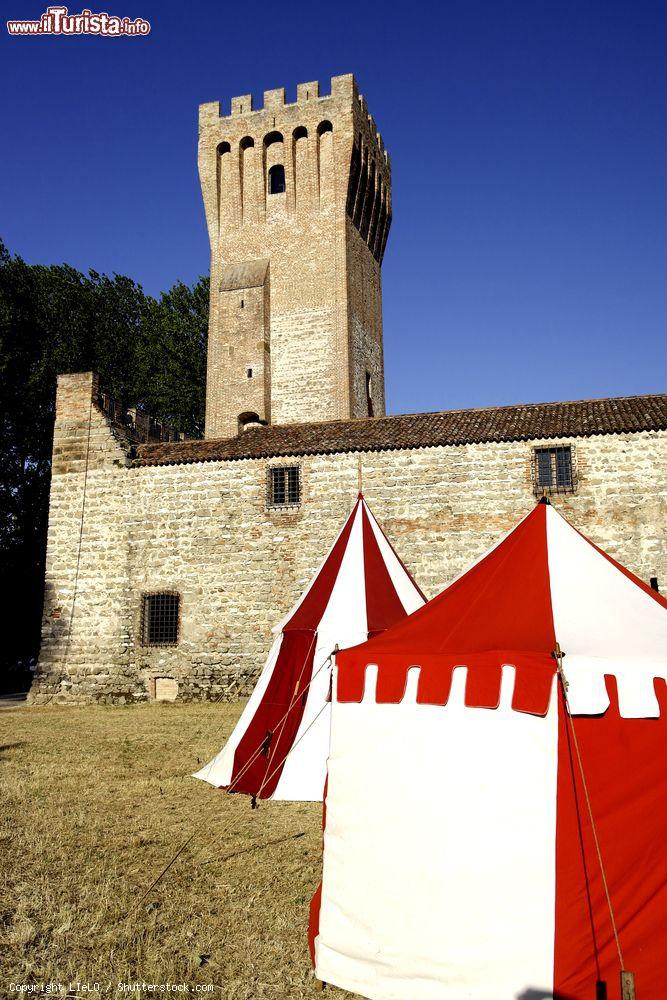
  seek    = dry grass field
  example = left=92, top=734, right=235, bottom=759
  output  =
left=0, top=701, right=352, bottom=999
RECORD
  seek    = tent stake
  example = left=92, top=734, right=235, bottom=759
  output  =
left=621, top=971, right=636, bottom=999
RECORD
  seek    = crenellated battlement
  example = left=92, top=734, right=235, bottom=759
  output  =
left=216, top=74, right=356, bottom=117
left=199, top=74, right=389, bottom=166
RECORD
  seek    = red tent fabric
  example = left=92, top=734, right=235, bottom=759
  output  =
left=310, top=500, right=667, bottom=999
left=194, top=494, right=425, bottom=801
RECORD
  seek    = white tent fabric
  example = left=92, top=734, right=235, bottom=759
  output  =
left=311, top=501, right=667, bottom=999
left=547, top=507, right=667, bottom=715
left=193, top=495, right=425, bottom=801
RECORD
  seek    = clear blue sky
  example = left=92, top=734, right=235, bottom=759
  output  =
left=2, top=1, right=666, bottom=414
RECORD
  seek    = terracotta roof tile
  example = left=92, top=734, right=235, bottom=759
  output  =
left=133, top=393, right=667, bottom=467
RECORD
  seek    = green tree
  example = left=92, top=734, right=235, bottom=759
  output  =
left=0, top=239, right=208, bottom=688
left=134, top=277, right=209, bottom=437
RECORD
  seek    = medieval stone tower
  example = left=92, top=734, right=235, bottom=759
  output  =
left=198, top=73, right=391, bottom=439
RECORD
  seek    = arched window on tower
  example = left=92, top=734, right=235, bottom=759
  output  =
left=268, top=163, right=286, bottom=194
left=264, top=131, right=283, bottom=148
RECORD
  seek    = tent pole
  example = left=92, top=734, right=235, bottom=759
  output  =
left=357, top=453, right=363, bottom=495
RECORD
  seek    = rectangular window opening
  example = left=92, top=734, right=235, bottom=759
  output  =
left=268, top=465, right=301, bottom=508
left=141, top=592, right=180, bottom=646
left=533, top=446, right=575, bottom=495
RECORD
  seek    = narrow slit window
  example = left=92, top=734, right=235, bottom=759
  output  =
left=268, top=164, right=286, bottom=194
left=268, top=466, right=301, bottom=507
left=366, top=371, right=374, bottom=417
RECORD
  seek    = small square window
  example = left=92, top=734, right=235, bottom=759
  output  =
left=267, top=465, right=301, bottom=507
left=533, top=446, right=575, bottom=495
left=141, top=593, right=180, bottom=646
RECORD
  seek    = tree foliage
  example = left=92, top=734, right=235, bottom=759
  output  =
left=0, top=239, right=208, bottom=686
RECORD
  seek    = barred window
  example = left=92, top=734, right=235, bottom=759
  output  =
left=268, top=465, right=301, bottom=507
left=141, top=593, right=180, bottom=646
left=533, top=446, right=575, bottom=494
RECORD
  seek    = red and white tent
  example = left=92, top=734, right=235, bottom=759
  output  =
left=310, top=499, right=667, bottom=999
left=194, top=494, right=425, bottom=802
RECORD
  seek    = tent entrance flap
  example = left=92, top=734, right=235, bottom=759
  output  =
left=229, top=629, right=316, bottom=799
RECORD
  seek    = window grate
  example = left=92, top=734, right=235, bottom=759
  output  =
left=141, top=593, right=180, bottom=646
left=532, top=446, right=576, bottom=495
left=267, top=465, right=301, bottom=507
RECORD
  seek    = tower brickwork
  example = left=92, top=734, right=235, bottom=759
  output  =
left=199, top=74, right=392, bottom=439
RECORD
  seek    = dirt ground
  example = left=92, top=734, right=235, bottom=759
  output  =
left=0, top=701, right=353, bottom=999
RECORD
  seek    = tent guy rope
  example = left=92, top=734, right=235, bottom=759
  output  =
left=247, top=630, right=319, bottom=805
left=128, top=644, right=333, bottom=914
left=255, top=701, right=330, bottom=803
left=554, top=642, right=636, bottom=999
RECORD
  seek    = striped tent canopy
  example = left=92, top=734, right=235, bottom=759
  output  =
left=311, top=498, right=667, bottom=999
left=194, top=494, right=425, bottom=802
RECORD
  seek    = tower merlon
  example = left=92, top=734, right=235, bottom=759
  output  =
left=231, top=94, right=254, bottom=115
left=200, top=74, right=360, bottom=121
left=330, top=73, right=357, bottom=101
left=199, top=100, right=221, bottom=126
left=296, top=80, right=319, bottom=102
left=263, top=87, right=285, bottom=109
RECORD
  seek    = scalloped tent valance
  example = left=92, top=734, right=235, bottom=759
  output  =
left=335, top=499, right=667, bottom=718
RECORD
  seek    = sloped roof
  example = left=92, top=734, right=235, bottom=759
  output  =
left=218, top=258, right=269, bottom=291
left=133, top=393, right=667, bottom=467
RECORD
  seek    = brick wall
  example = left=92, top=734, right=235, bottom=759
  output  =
left=199, top=75, right=391, bottom=438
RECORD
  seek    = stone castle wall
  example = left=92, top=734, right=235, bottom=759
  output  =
left=31, top=374, right=667, bottom=705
